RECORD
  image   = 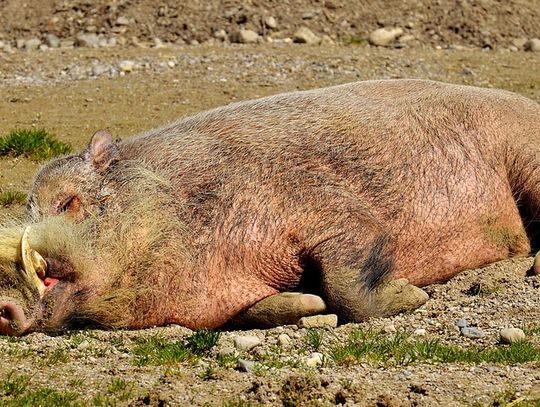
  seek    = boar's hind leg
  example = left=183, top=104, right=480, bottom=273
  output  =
left=227, top=292, right=327, bottom=329
left=313, top=234, right=428, bottom=322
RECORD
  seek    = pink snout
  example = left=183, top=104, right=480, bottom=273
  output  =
left=0, top=301, right=30, bottom=336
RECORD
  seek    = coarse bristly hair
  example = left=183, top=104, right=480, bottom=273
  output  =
left=0, top=162, right=192, bottom=331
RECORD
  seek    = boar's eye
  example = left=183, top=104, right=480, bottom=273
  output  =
left=57, top=195, right=82, bottom=215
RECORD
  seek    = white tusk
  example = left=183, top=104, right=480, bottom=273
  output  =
left=20, top=226, right=46, bottom=297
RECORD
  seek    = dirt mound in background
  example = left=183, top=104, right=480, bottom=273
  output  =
left=0, top=0, right=538, bottom=48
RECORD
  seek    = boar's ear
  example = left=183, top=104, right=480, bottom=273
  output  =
left=84, top=129, right=119, bottom=172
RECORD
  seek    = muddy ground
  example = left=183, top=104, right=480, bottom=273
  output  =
left=0, top=39, right=540, bottom=406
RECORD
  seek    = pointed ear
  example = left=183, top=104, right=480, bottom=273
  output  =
left=84, top=130, right=119, bottom=172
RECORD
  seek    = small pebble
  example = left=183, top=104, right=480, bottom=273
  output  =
left=119, top=60, right=135, bottom=73
left=461, top=327, right=485, bottom=339
left=456, top=319, right=469, bottom=328
left=218, top=347, right=235, bottom=357
left=414, top=328, right=427, bottom=336
left=499, top=328, right=525, bottom=344
left=236, top=359, right=256, bottom=372
left=293, top=27, right=320, bottom=45
left=233, top=335, right=261, bottom=352
left=297, top=314, right=338, bottom=329
left=306, top=352, right=324, bottom=367
left=383, top=324, right=396, bottom=334
left=278, top=333, right=292, bottom=347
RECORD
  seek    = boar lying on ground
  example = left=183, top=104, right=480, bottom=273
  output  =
left=1, top=79, right=540, bottom=336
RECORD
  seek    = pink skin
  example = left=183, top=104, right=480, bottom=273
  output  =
left=0, top=302, right=31, bottom=336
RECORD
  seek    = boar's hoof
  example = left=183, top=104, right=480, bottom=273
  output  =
left=229, top=292, right=327, bottom=329
left=373, top=278, right=429, bottom=317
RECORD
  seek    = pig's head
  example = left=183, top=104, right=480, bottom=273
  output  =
left=0, top=218, right=99, bottom=335
left=27, top=130, right=119, bottom=221
left=1, top=163, right=188, bottom=335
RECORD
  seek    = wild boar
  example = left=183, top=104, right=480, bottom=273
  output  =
left=1, top=79, right=540, bottom=335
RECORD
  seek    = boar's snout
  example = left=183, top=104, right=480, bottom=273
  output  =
left=0, top=301, right=30, bottom=336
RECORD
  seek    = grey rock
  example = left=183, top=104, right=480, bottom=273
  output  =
left=512, top=37, right=528, bottom=49
left=526, top=38, right=540, bottom=52
left=233, top=335, right=261, bottom=351
left=153, top=37, right=165, bottom=48
left=115, top=16, right=130, bottom=26
left=399, top=34, right=416, bottom=43
left=236, top=359, right=256, bottom=372
left=278, top=333, right=291, bottom=347
left=297, top=314, right=338, bottom=328
left=231, top=29, right=259, bottom=44
left=456, top=319, right=469, bottom=328
left=461, top=326, right=485, bottom=339
left=45, top=33, right=61, bottom=48
left=91, top=64, right=110, bottom=76
left=213, top=29, right=227, bottom=41
left=306, top=352, right=324, bottom=367
left=368, top=27, right=403, bottom=47
left=16, top=38, right=25, bottom=49
left=500, top=328, right=525, bottom=344
left=24, top=38, right=41, bottom=51
left=118, top=60, right=135, bottom=72
left=218, top=347, right=236, bottom=357
left=60, top=40, right=75, bottom=48
left=293, top=27, right=320, bottom=45
left=264, top=16, right=278, bottom=29
left=320, top=35, right=335, bottom=45
left=0, top=40, right=4, bottom=49
left=76, top=33, right=100, bottom=48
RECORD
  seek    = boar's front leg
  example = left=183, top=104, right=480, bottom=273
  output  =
left=227, top=292, right=327, bottom=328
left=309, top=228, right=428, bottom=322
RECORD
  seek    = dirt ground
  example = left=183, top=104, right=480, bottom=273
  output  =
left=1, top=5, right=540, bottom=406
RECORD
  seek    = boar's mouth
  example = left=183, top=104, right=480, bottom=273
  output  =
left=20, top=226, right=59, bottom=296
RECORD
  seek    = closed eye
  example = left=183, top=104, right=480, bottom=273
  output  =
left=56, top=195, right=82, bottom=215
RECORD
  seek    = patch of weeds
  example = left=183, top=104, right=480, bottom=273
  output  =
left=132, top=329, right=220, bottom=366
left=344, top=36, right=367, bottom=45
left=0, top=372, right=30, bottom=398
left=1, top=372, right=82, bottom=407
left=470, top=387, right=540, bottom=407
left=330, top=328, right=540, bottom=366
left=217, top=353, right=239, bottom=369
left=0, top=190, right=27, bottom=207
left=41, top=347, right=70, bottom=366
left=255, top=345, right=300, bottom=369
left=221, top=400, right=257, bottom=407
left=0, top=128, right=72, bottom=161
left=107, top=378, right=134, bottom=402
left=199, top=366, right=219, bottom=381
left=302, top=328, right=325, bottom=352
left=92, top=394, right=117, bottom=407
left=465, top=282, right=503, bottom=297
left=185, top=328, right=221, bottom=355
left=67, top=378, right=84, bottom=389
left=523, top=324, right=540, bottom=336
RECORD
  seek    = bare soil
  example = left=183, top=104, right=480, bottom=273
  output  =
left=0, top=0, right=539, bottom=48
left=0, top=3, right=540, bottom=406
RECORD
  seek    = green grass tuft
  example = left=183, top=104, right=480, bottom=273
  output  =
left=132, top=329, right=220, bottom=366
left=0, top=372, right=82, bottom=407
left=0, top=128, right=72, bottom=161
left=0, top=190, right=27, bottom=207
left=303, top=329, right=325, bottom=352
left=330, top=328, right=540, bottom=366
